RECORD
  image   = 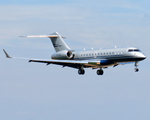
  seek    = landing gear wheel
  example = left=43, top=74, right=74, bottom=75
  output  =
left=97, top=69, right=104, bottom=75
left=78, top=69, right=85, bottom=75
left=135, top=68, right=139, bottom=72
left=81, top=69, right=85, bottom=75
left=97, top=70, right=100, bottom=75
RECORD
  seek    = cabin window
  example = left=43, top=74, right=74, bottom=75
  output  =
left=112, top=52, right=114, bottom=55
left=89, top=54, right=91, bottom=56
left=81, top=54, right=82, bottom=57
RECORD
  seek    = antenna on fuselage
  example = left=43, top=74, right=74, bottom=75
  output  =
left=115, top=46, right=117, bottom=48
left=91, top=47, right=93, bottom=50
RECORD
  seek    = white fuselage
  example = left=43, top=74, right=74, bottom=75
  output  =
left=51, top=47, right=146, bottom=68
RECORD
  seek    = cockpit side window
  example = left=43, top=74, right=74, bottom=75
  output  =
left=134, top=49, right=140, bottom=52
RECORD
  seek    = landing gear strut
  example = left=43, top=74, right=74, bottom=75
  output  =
left=134, top=61, right=139, bottom=72
left=97, top=68, right=104, bottom=75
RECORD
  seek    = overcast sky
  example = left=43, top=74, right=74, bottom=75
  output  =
left=0, top=0, right=150, bottom=120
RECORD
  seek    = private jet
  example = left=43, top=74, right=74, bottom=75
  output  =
left=3, top=32, right=146, bottom=75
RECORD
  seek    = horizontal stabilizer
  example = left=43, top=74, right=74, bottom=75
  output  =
left=19, top=35, right=66, bottom=39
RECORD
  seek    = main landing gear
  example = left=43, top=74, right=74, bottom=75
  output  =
left=134, top=61, right=139, bottom=72
left=78, top=66, right=85, bottom=75
left=97, top=68, right=104, bottom=75
left=78, top=69, right=85, bottom=75
left=78, top=67, right=104, bottom=75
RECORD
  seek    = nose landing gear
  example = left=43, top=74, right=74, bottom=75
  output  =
left=134, top=61, right=139, bottom=72
left=134, top=68, right=139, bottom=72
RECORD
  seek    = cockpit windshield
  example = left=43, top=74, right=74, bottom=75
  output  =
left=128, top=49, right=141, bottom=52
left=128, top=49, right=133, bottom=52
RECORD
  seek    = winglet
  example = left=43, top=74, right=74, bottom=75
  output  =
left=3, top=49, right=11, bottom=58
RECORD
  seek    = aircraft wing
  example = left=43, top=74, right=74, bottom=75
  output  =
left=3, top=49, right=114, bottom=69
left=29, top=59, right=91, bottom=69
left=3, top=49, right=92, bottom=69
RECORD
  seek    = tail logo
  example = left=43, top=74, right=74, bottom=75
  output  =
left=53, top=44, right=61, bottom=47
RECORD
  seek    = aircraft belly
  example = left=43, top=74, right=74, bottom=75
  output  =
left=83, top=63, right=114, bottom=68
left=105, top=55, right=136, bottom=62
left=109, top=57, right=141, bottom=62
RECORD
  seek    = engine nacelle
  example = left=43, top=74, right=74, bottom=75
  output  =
left=51, top=50, right=74, bottom=60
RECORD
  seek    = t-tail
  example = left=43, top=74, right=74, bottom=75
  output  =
left=49, top=32, right=71, bottom=52
left=20, top=32, right=72, bottom=52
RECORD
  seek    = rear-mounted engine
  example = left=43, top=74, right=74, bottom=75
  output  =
left=51, top=50, right=74, bottom=60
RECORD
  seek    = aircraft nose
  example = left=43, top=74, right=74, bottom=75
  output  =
left=136, top=52, right=146, bottom=60
left=141, top=54, right=146, bottom=60
left=143, top=55, right=146, bottom=59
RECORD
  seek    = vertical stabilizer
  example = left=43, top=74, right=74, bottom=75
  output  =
left=19, top=32, right=71, bottom=52
left=49, top=32, right=71, bottom=52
